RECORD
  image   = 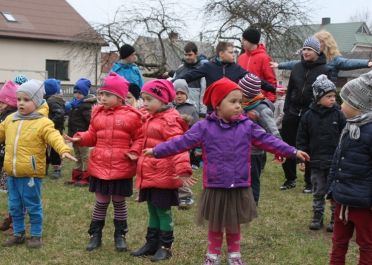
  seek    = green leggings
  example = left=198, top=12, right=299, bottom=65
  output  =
left=147, top=202, right=173, bottom=231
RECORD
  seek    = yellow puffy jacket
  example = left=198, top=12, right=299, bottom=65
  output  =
left=0, top=102, right=71, bottom=178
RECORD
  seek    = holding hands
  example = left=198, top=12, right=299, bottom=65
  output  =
left=63, top=134, right=81, bottom=143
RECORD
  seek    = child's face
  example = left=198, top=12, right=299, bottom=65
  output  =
left=74, top=91, right=85, bottom=100
left=125, top=91, right=136, bottom=107
left=124, top=53, right=137, bottom=64
left=216, top=90, right=242, bottom=122
left=318, top=92, right=336, bottom=108
left=219, top=46, right=235, bottom=63
left=302, top=48, right=319, bottom=62
left=16, top=92, right=37, bottom=115
left=0, top=102, right=8, bottom=113
left=175, top=91, right=187, bottom=105
left=341, top=101, right=362, bottom=119
left=184, top=51, right=198, bottom=64
left=142, top=93, right=164, bottom=113
left=98, top=91, right=122, bottom=108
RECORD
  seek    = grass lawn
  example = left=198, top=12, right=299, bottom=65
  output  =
left=0, top=155, right=359, bottom=265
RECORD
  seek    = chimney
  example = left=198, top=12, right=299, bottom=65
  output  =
left=321, top=17, right=331, bottom=25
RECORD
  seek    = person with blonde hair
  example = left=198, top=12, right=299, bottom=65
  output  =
left=271, top=30, right=372, bottom=82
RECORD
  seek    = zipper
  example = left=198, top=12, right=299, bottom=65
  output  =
left=12, top=120, right=24, bottom=176
left=222, top=65, right=226, bottom=76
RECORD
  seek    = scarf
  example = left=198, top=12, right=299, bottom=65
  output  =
left=242, top=94, right=266, bottom=112
left=13, top=111, right=43, bottom=121
left=340, top=112, right=372, bottom=140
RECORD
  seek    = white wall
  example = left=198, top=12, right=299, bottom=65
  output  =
left=0, top=38, right=101, bottom=86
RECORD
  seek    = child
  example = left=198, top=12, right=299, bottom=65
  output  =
left=296, top=75, right=346, bottom=232
left=0, top=80, right=75, bottom=248
left=44, top=79, right=65, bottom=179
left=125, top=83, right=141, bottom=108
left=131, top=79, right=192, bottom=262
left=144, top=78, right=309, bottom=264
left=273, top=84, right=286, bottom=129
left=0, top=81, right=18, bottom=232
left=111, top=44, right=145, bottom=89
left=328, top=71, right=372, bottom=264
left=238, top=73, right=281, bottom=204
left=173, top=79, right=199, bottom=210
left=65, top=78, right=94, bottom=186
left=66, top=72, right=143, bottom=252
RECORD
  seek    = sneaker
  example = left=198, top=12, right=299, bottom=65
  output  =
left=192, top=164, right=199, bottom=171
left=227, top=252, right=246, bottom=265
left=203, top=253, right=220, bottom=265
left=2, top=234, right=25, bottom=247
left=326, top=222, right=334, bottom=232
left=280, top=180, right=296, bottom=190
left=178, top=198, right=194, bottom=210
left=303, top=184, right=312, bottom=194
left=26, top=236, right=42, bottom=248
left=51, top=169, right=61, bottom=179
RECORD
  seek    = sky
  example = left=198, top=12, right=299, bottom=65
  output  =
left=66, top=0, right=372, bottom=41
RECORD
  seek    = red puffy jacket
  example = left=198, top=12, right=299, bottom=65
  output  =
left=136, top=108, right=192, bottom=189
left=75, top=105, right=143, bottom=180
left=238, top=44, right=277, bottom=102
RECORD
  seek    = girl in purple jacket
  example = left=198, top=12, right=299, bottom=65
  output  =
left=144, top=77, right=309, bottom=265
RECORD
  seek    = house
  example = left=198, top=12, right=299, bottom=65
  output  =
left=275, top=18, right=372, bottom=87
left=0, top=0, right=105, bottom=91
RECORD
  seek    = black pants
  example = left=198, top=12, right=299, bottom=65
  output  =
left=280, top=114, right=311, bottom=185
left=46, top=147, right=61, bottom=166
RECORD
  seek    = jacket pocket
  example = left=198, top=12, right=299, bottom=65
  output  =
left=30, top=155, right=37, bottom=172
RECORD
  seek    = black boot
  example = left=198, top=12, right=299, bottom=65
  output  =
left=86, top=220, right=105, bottom=251
left=114, top=219, right=128, bottom=252
left=150, top=230, right=173, bottom=262
left=131, top=227, right=159, bottom=256
left=309, top=211, right=323, bottom=230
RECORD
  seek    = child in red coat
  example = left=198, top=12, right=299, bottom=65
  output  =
left=131, top=79, right=192, bottom=262
left=66, top=72, right=143, bottom=252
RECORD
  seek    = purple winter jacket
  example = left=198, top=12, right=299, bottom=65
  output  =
left=154, top=112, right=297, bottom=189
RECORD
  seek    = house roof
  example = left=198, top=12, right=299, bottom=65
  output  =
left=292, top=21, right=372, bottom=52
left=0, top=0, right=105, bottom=44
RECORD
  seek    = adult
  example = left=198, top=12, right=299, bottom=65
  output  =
left=280, top=37, right=331, bottom=192
left=111, top=44, right=144, bottom=89
left=271, top=30, right=372, bottom=83
left=174, top=42, right=207, bottom=117
left=238, top=27, right=278, bottom=102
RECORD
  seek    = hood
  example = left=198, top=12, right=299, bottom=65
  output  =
left=301, top=52, right=327, bottom=68
left=152, top=108, right=189, bottom=132
left=36, top=101, right=49, bottom=117
left=244, top=43, right=267, bottom=56
left=112, top=61, right=136, bottom=71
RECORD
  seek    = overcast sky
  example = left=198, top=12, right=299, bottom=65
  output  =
left=66, top=0, right=372, bottom=41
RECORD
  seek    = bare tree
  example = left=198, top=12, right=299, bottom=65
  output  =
left=350, top=9, right=372, bottom=30
left=202, top=0, right=311, bottom=59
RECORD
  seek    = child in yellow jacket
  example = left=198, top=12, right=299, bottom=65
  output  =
left=0, top=80, right=75, bottom=248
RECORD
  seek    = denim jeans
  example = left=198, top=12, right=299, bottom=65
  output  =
left=7, top=176, right=43, bottom=237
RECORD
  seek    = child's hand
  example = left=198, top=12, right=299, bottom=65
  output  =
left=143, top=148, right=154, bottom=156
left=175, top=174, right=197, bottom=187
left=276, top=86, right=287, bottom=94
left=296, top=150, right=310, bottom=162
left=64, top=134, right=81, bottom=142
left=270, top=62, right=279, bottom=68
left=61, top=153, right=78, bottom=162
left=298, top=163, right=305, bottom=172
left=127, top=153, right=138, bottom=161
left=273, top=155, right=286, bottom=164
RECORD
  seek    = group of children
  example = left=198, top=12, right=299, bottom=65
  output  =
left=0, top=38, right=370, bottom=265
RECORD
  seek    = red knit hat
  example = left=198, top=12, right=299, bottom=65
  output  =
left=203, top=78, right=240, bottom=108
left=99, top=72, right=129, bottom=99
left=141, top=79, right=176, bottom=103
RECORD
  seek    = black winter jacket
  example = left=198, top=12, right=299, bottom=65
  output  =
left=67, top=100, right=94, bottom=137
left=284, top=54, right=331, bottom=117
left=296, top=103, right=346, bottom=169
left=46, top=95, right=65, bottom=132
left=328, top=122, right=372, bottom=208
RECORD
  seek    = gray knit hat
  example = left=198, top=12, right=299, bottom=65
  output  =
left=303, top=36, right=321, bottom=55
left=17, top=79, right=45, bottom=107
left=340, top=71, right=372, bottom=112
left=173, top=79, right=189, bottom=98
left=312, top=74, right=336, bottom=101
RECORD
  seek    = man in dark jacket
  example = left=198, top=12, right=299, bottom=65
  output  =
left=174, top=42, right=207, bottom=117
left=280, top=36, right=331, bottom=192
left=296, top=75, right=345, bottom=231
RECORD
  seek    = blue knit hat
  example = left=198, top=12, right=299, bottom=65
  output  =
left=44, top=79, right=61, bottom=97
left=74, top=78, right=91, bottom=96
left=303, top=37, right=321, bottom=55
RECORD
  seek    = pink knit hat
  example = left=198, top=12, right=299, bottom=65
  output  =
left=0, top=80, right=18, bottom=107
left=238, top=73, right=261, bottom=98
left=99, top=72, right=129, bottom=99
left=141, top=79, right=176, bottom=103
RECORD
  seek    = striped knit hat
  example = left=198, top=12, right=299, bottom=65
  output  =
left=303, top=36, right=320, bottom=55
left=238, top=73, right=261, bottom=98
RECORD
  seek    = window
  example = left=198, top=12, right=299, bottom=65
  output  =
left=46, top=60, right=69, bottom=80
left=1, top=12, right=17, bottom=22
